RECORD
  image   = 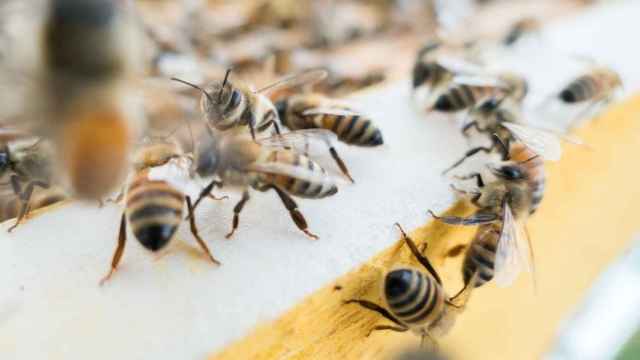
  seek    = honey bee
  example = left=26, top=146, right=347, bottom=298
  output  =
left=172, top=69, right=328, bottom=140
left=274, top=93, right=384, bottom=182
left=345, top=224, right=475, bottom=346
left=100, top=139, right=219, bottom=285
left=431, top=141, right=542, bottom=287
left=0, top=186, right=67, bottom=224
left=557, top=66, right=622, bottom=107
left=0, top=0, right=145, bottom=201
left=192, top=129, right=342, bottom=240
left=502, top=17, right=541, bottom=46
left=431, top=72, right=528, bottom=113
left=0, top=134, right=56, bottom=232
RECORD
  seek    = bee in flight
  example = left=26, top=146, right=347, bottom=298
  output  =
left=274, top=93, right=384, bottom=183
left=345, top=223, right=475, bottom=346
left=100, top=139, right=219, bottom=285
left=192, top=129, right=344, bottom=240
left=171, top=69, right=328, bottom=140
left=430, top=140, right=542, bottom=287
left=0, top=0, right=145, bottom=201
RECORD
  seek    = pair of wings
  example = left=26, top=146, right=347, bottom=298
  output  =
left=500, top=121, right=583, bottom=162
left=494, top=202, right=536, bottom=288
left=247, top=128, right=350, bottom=185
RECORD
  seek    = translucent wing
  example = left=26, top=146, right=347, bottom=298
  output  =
left=435, top=55, right=485, bottom=75
left=255, top=69, right=328, bottom=94
left=257, top=129, right=339, bottom=156
left=147, top=157, right=202, bottom=197
left=247, top=161, right=341, bottom=186
left=301, top=107, right=361, bottom=117
left=494, top=202, right=533, bottom=287
left=453, top=75, right=506, bottom=88
left=502, top=122, right=562, bottom=161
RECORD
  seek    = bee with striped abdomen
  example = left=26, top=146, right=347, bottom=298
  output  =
left=431, top=140, right=542, bottom=287
left=274, top=93, right=384, bottom=182
left=100, top=140, right=219, bottom=285
left=172, top=69, right=328, bottom=140
left=345, top=224, right=474, bottom=346
left=432, top=72, right=528, bottom=113
left=192, top=129, right=342, bottom=240
left=557, top=66, right=622, bottom=108
left=0, top=0, right=145, bottom=201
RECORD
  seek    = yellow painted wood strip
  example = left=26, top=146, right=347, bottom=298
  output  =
left=212, top=95, right=640, bottom=360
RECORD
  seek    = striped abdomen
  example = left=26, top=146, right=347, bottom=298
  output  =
left=463, top=222, right=501, bottom=288
left=253, top=149, right=338, bottom=199
left=559, top=75, right=605, bottom=103
left=509, top=143, right=546, bottom=214
left=126, top=172, right=184, bottom=251
left=384, top=268, right=446, bottom=329
left=433, top=85, right=497, bottom=112
left=276, top=97, right=383, bottom=146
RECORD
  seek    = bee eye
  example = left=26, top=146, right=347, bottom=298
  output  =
left=500, top=166, right=523, bottom=180
left=412, top=64, right=431, bottom=88
left=228, top=90, right=241, bottom=108
left=0, top=152, right=8, bottom=171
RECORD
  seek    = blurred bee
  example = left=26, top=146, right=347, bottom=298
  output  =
left=345, top=224, right=475, bottom=346
left=412, top=41, right=457, bottom=105
left=171, top=69, right=328, bottom=140
left=557, top=66, right=622, bottom=108
left=502, top=17, right=541, bottom=46
left=430, top=140, right=541, bottom=287
left=0, top=0, right=145, bottom=201
left=274, top=93, right=384, bottom=182
left=0, top=132, right=57, bottom=231
left=0, top=186, right=67, bottom=224
left=431, top=72, right=528, bottom=113
left=100, top=139, right=219, bottom=285
left=192, top=129, right=342, bottom=240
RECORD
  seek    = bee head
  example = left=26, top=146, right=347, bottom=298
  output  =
left=0, top=146, right=10, bottom=175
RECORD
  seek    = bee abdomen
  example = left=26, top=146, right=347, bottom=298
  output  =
left=324, top=115, right=383, bottom=147
left=385, top=269, right=443, bottom=326
left=560, top=76, right=598, bottom=103
left=126, top=177, right=184, bottom=252
left=463, top=225, right=500, bottom=287
left=434, top=85, right=477, bottom=112
left=285, top=154, right=337, bottom=199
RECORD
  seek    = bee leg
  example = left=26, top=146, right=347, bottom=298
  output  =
left=100, top=213, right=127, bottom=286
left=368, top=325, right=409, bottom=337
left=421, top=332, right=438, bottom=350
left=395, top=223, right=442, bottom=285
left=269, top=186, right=318, bottom=240
left=343, top=299, right=405, bottom=329
left=191, top=179, right=225, bottom=214
left=225, top=190, right=250, bottom=239
left=453, top=172, right=485, bottom=187
left=461, top=121, right=481, bottom=137
left=441, top=146, right=493, bottom=175
left=186, top=196, right=220, bottom=265
left=328, top=146, right=355, bottom=183
left=8, top=177, right=49, bottom=233
left=427, top=210, right=497, bottom=226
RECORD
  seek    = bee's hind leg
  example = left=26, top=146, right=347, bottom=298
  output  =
left=8, top=176, right=49, bottom=232
left=225, top=190, right=250, bottom=239
left=268, top=185, right=318, bottom=239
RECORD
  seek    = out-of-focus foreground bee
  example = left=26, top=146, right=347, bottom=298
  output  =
left=100, top=139, right=219, bottom=285
left=274, top=93, right=384, bottom=183
left=0, top=0, right=145, bottom=201
left=172, top=69, right=328, bottom=140
left=430, top=141, right=542, bottom=287
left=557, top=66, right=622, bottom=109
left=345, top=224, right=475, bottom=346
left=193, top=130, right=342, bottom=240
left=0, top=131, right=57, bottom=231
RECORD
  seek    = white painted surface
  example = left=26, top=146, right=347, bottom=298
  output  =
left=2, top=1, right=640, bottom=359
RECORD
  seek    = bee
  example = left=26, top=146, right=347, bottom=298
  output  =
left=430, top=140, right=541, bottom=287
left=431, top=72, right=528, bottom=113
left=171, top=69, right=328, bottom=140
left=0, top=0, right=145, bottom=201
left=274, top=93, right=384, bottom=182
left=345, top=224, right=475, bottom=346
left=557, top=66, right=622, bottom=107
left=0, top=134, right=56, bottom=232
left=100, top=139, right=219, bottom=285
left=502, top=17, right=541, bottom=46
left=0, top=186, right=67, bottom=223
left=192, top=129, right=342, bottom=240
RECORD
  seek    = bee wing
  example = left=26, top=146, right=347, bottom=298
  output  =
left=255, top=69, right=328, bottom=94
left=494, top=203, right=533, bottom=287
left=435, top=55, right=485, bottom=75
left=301, top=107, right=361, bottom=117
left=257, top=129, right=339, bottom=157
left=502, top=122, right=563, bottom=161
left=247, top=161, right=342, bottom=186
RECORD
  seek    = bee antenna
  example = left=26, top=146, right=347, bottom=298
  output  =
left=219, top=68, right=232, bottom=102
left=519, top=155, right=540, bottom=164
left=171, top=77, right=215, bottom=104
